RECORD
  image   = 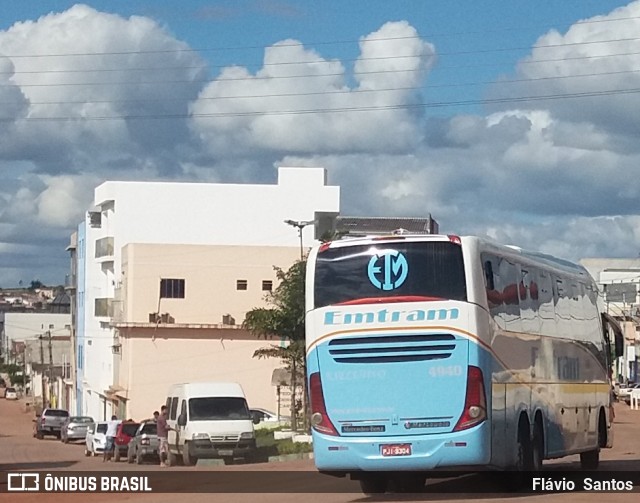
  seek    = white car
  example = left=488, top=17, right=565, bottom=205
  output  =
left=4, top=387, right=18, bottom=400
left=618, top=383, right=640, bottom=400
left=250, top=408, right=290, bottom=423
left=85, top=422, right=108, bottom=456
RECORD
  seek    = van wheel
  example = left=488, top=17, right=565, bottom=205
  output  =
left=167, top=449, right=177, bottom=467
left=182, top=442, right=196, bottom=466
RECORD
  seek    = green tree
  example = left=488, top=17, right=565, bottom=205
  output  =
left=243, top=260, right=306, bottom=431
left=29, top=280, right=43, bottom=290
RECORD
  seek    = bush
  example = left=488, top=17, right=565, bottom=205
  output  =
left=276, top=440, right=313, bottom=455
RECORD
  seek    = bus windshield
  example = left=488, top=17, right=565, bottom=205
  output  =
left=314, top=241, right=467, bottom=308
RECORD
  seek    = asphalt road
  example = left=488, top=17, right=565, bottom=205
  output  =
left=1, top=397, right=639, bottom=503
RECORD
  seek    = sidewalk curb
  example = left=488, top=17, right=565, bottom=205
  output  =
left=267, top=452, right=314, bottom=463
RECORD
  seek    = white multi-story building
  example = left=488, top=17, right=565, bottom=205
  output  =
left=75, top=167, right=340, bottom=420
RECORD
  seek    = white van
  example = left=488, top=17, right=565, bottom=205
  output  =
left=165, top=382, right=259, bottom=466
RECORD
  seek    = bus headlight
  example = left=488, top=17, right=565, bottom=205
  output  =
left=311, top=413, right=323, bottom=426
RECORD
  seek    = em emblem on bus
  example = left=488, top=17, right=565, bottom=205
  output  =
left=367, top=250, right=408, bottom=291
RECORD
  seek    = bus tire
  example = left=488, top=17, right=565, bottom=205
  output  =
left=392, top=473, right=426, bottom=493
left=580, top=449, right=599, bottom=469
left=359, top=475, right=388, bottom=495
left=531, top=417, right=544, bottom=471
left=581, top=410, right=605, bottom=470
left=505, top=416, right=532, bottom=491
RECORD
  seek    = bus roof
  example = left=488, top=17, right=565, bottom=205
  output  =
left=317, top=233, right=590, bottom=279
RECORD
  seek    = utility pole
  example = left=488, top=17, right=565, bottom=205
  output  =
left=47, top=331, right=54, bottom=408
left=39, top=334, right=46, bottom=408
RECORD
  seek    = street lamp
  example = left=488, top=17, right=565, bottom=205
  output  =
left=284, top=219, right=315, bottom=261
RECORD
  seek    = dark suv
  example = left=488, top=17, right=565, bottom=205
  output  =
left=35, top=408, right=70, bottom=439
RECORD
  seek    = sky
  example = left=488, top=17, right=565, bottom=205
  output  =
left=1, top=0, right=640, bottom=286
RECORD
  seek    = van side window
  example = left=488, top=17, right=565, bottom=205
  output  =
left=180, top=400, right=187, bottom=420
left=165, top=397, right=171, bottom=410
left=170, top=397, right=179, bottom=420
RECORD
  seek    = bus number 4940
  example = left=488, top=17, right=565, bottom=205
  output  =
left=429, top=365, right=462, bottom=377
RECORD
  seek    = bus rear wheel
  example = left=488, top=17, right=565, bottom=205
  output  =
left=359, top=475, right=388, bottom=495
left=392, top=473, right=426, bottom=493
left=581, top=410, right=605, bottom=470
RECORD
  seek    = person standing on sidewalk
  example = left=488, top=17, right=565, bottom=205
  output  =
left=103, top=415, right=119, bottom=462
left=157, top=406, right=173, bottom=467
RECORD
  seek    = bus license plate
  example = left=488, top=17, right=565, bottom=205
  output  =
left=380, top=444, right=411, bottom=456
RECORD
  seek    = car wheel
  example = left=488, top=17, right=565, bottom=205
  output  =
left=36, top=431, right=43, bottom=440
left=62, top=434, right=69, bottom=444
left=127, top=448, right=135, bottom=464
left=84, top=447, right=90, bottom=457
left=136, top=450, right=144, bottom=465
left=114, top=448, right=121, bottom=462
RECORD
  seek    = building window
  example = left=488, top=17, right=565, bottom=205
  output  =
left=236, top=280, right=248, bottom=291
left=94, top=298, right=112, bottom=317
left=262, top=280, right=273, bottom=292
left=160, top=278, right=185, bottom=299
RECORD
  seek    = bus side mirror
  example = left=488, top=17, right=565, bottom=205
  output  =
left=602, top=312, right=624, bottom=359
left=614, top=330, right=624, bottom=359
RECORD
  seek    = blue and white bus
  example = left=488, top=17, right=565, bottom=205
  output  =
left=305, top=234, right=623, bottom=493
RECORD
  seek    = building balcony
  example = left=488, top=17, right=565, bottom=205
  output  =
left=95, top=237, right=114, bottom=261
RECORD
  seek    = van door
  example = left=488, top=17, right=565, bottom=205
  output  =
left=177, top=399, right=187, bottom=454
left=167, top=396, right=179, bottom=451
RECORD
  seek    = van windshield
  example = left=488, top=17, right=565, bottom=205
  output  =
left=188, top=397, right=250, bottom=421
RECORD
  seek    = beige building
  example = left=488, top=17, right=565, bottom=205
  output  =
left=110, top=243, right=301, bottom=420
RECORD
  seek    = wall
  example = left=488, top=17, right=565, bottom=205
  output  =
left=117, top=327, right=285, bottom=420
left=119, top=243, right=300, bottom=325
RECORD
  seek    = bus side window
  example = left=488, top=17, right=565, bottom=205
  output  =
left=484, top=260, right=495, bottom=290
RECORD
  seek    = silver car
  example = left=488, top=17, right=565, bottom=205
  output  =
left=126, top=420, right=160, bottom=464
left=61, top=416, right=94, bottom=443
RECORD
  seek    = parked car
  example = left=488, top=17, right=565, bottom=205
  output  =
left=113, top=421, right=140, bottom=462
left=85, top=422, right=108, bottom=456
left=34, top=408, right=70, bottom=439
left=618, top=383, right=640, bottom=401
left=127, top=420, right=159, bottom=464
left=250, top=408, right=290, bottom=423
left=61, top=416, right=94, bottom=443
left=4, top=387, right=18, bottom=400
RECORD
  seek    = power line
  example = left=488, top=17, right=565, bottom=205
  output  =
left=2, top=66, right=639, bottom=107
left=0, top=85, right=639, bottom=122
left=3, top=14, right=640, bottom=59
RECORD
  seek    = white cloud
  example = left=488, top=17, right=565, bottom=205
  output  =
left=190, top=21, right=436, bottom=155
left=4, top=4, right=640, bottom=286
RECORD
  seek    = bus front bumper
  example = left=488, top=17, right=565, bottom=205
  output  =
left=312, top=422, right=490, bottom=471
